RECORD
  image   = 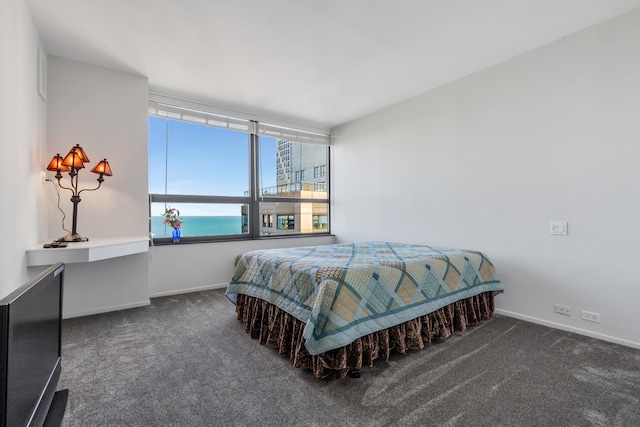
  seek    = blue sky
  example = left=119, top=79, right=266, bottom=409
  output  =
left=149, top=117, right=276, bottom=216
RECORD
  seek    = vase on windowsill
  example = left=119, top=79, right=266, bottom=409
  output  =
left=172, top=227, right=181, bottom=244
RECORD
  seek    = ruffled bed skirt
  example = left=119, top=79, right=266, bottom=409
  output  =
left=235, top=292, right=496, bottom=379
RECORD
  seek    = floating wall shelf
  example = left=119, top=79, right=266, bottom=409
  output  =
left=27, top=237, right=149, bottom=267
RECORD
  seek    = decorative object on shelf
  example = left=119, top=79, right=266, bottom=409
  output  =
left=162, top=207, right=182, bottom=243
left=171, top=227, right=181, bottom=244
left=46, top=144, right=112, bottom=242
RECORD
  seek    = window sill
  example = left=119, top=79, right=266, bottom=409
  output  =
left=150, top=233, right=335, bottom=246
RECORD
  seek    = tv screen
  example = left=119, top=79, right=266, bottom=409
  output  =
left=0, top=262, right=65, bottom=427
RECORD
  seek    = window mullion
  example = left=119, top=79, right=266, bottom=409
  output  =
left=249, top=131, right=261, bottom=238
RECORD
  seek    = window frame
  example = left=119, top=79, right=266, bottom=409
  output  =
left=148, top=103, right=331, bottom=245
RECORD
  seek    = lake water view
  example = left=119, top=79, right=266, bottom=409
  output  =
left=151, top=216, right=244, bottom=238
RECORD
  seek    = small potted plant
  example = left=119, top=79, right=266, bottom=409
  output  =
left=163, top=207, right=183, bottom=243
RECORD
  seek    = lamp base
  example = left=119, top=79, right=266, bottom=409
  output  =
left=57, top=232, right=89, bottom=242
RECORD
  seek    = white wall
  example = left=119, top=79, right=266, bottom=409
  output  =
left=0, top=0, right=49, bottom=297
left=149, top=235, right=336, bottom=297
left=332, top=9, right=640, bottom=348
left=45, top=56, right=336, bottom=314
left=46, top=57, right=150, bottom=317
left=46, top=57, right=149, bottom=240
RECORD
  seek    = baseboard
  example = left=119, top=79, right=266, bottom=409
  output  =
left=149, top=283, right=228, bottom=299
left=63, top=299, right=151, bottom=319
left=495, top=309, right=640, bottom=350
left=62, top=284, right=229, bottom=318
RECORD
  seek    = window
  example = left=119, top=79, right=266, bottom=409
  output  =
left=148, top=118, right=249, bottom=197
left=313, top=215, right=328, bottom=230
left=148, top=97, right=331, bottom=243
left=150, top=202, right=249, bottom=238
left=257, top=135, right=330, bottom=237
left=277, top=214, right=295, bottom=230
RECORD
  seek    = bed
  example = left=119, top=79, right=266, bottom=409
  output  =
left=226, top=241, right=503, bottom=379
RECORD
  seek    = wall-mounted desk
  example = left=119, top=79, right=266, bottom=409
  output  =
left=27, top=236, right=149, bottom=267
left=26, top=236, right=151, bottom=318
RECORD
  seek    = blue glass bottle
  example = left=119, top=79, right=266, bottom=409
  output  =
left=172, top=227, right=181, bottom=243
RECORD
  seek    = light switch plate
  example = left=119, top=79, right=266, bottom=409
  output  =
left=550, top=221, right=568, bottom=235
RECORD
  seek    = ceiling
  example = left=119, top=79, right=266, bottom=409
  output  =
left=26, top=0, right=640, bottom=130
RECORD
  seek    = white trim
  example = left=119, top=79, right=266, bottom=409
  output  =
left=257, top=122, right=330, bottom=145
left=495, top=309, right=640, bottom=350
left=149, top=92, right=331, bottom=138
left=63, top=300, right=151, bottom=319
left=148, top=100, right=256, bottom=133
left=149, top=283, right=228, bottom=299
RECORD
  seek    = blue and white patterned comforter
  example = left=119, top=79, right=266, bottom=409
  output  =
left=226, top=242, right=503, bottom=355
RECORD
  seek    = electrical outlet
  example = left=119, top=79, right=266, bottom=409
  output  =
left=582, top=311, right=601, bottom=323
left=553, top=304, right=571, bottom=316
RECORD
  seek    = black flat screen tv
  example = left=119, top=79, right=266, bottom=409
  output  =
left=0, top=262, right=67, bottom=427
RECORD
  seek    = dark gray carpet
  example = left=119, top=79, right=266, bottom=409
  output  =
left=60, top=289, right=640, bottom=426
